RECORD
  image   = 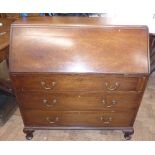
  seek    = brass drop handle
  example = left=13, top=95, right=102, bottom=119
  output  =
left=41, top=81, right=56, bottom=90
left=105, top=82, right=119, bottom=91
left=46, top=116, right=59, bottom=124
left=102, top=99, right=117, bottom=108
left=43, top=99, right=57, bottom=107
left=100, top=116, right=112, bottom=124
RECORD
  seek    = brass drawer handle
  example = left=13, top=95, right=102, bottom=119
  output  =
left=41, top=81, right=56, bottom=90
left=102, top=99, right=117, bottom=108
left=100, top=116, right=112, bottom=124
left=105, top=82, right=119, bottom=91
left=43, top=99, right=57, bottom=107
left=46, top=116, right=59, bottom=124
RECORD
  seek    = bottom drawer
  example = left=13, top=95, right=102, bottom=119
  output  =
left=23, top=110, right=135, bottom=127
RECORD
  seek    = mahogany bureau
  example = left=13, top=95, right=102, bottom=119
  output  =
left=9, top=17, right=150, bottom=140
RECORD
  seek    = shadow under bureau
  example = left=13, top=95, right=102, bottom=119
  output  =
left=9, top=17, right=150, bottom=140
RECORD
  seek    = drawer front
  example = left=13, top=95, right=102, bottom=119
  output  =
left=23, top=110, right=135, bottom=127
left=18, top=92, right=142, bottom=111
left=11, top=74, right=146, bottom=92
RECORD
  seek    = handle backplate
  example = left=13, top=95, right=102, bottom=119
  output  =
left=105, top=82, right=119, bottom=91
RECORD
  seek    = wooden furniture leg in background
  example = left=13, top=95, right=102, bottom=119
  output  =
left=150, top=34, right=155, bottom=74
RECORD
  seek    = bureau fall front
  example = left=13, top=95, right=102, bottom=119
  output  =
left=9, top=17, right=150, bottom=140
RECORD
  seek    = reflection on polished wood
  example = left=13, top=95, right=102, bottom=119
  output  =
left=10, top=17, right=149, bottom=74
left=10, top=17, right=149, bottom=140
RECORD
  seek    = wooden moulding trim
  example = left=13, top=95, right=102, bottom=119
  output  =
left=24, top=126, right=133, bottom=130
left=10, top=72, right=149, bottom=77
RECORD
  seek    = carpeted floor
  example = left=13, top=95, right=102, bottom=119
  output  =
left=0, top=74, right=155, bottom=141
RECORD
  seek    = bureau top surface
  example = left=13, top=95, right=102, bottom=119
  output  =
left=10, top=17, right=149, bottom=74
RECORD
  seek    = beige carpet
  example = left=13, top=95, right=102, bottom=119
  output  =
left=0, top=74, right=155, bottom=141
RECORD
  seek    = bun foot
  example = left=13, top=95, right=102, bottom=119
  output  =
left=26, top=132, right=33, bottom=140
left=124, top=133, right=132, bottom=140
left=123, top=129, right=134, bottom=140
left=23, top=129, right=34, bottom=140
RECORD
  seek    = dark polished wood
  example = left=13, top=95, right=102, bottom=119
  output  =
left=0, top=18, right=10, bottom=63
left=0, top=18, right=16, bottom=125
left=0, top=47, right=8, bottom=63
left=150, top=33, right=155, bottom=73
left=10, top=17, right=149, bottom=74
left=17, top=91, right=142, bottom=111
left=11, top=74, right=147, bottom=92
left=23, top=110, right=135, bottom=127
left=9, top=17, right=149, bottom=140
left=0, top=19, right=11, bottom=50
left=0, top=18, right=14, bottom=94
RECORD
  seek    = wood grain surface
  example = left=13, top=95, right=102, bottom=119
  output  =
left=9, top=17, right=149, bottom=74
left=0, top=74, right=154, bottom=140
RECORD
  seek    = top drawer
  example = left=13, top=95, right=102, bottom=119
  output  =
left=11, top=74, right=147, bottom=92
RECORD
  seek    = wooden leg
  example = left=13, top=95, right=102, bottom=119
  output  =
left=122, top=129, right=134, bottom=140
left=23, top=128, right=34, bottom=140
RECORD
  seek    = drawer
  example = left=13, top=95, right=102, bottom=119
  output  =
left=11, top=74, right=146, bottom=92
left=18, top=92, right=142, bottom=111
left=23, top=110, right=135, bottom=127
